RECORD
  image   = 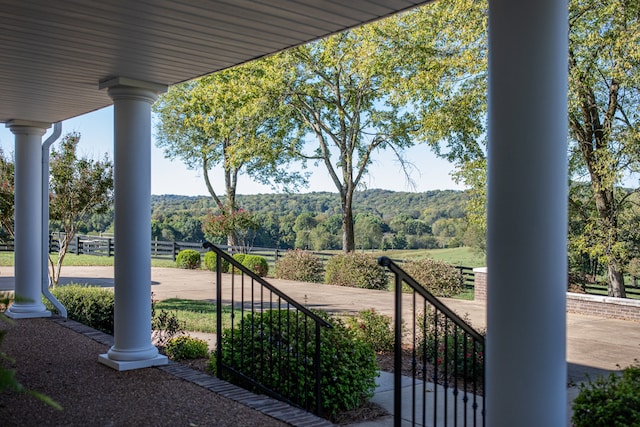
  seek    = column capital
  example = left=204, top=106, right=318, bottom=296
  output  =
left=99, top=77, right=167, bottom=104
left=5, top=120, right=50, bottom=136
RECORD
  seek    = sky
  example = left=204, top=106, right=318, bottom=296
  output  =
left=0, top=106, right=466, bottom=196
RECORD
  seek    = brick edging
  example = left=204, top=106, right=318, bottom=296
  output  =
left=566, top=292, right=640, bottom=322
left=473, top=269, right=640, bottom=322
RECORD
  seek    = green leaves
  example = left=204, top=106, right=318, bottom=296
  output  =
left=153, top=57, right=306, bottom=214
left=0, top=149, right=14, bottom=240
left=567, top=0, right=640, bottom=295
left=49, top=133, right=113, bottom=286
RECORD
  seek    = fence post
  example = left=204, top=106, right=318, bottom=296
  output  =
left=75, top=235, right=81, bottom=255
left=108, top=238, right=113, bottom=257
left=172, top=242, right=178, bottom=261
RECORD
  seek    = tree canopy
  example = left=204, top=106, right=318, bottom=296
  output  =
left=567, top=0, right=640, bottom=297
left=153, top=58, right=305, bottom=245
left=272, top=0, right=487, bottom=252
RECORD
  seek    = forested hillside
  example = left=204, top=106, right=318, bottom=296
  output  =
left=151, top=189, right=467, bottom=221
left=74, top=189, right=471, bottom=251
left=148, top=189, right=470, bottom=250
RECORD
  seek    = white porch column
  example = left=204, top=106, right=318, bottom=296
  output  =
left=98, top=77, right=167, bottom=371
left=5, top=120, right=50, bottom=319
left=487, top=1, right=568, bottom=426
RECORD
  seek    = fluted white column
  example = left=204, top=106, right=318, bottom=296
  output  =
left=5, top=120, right=50, bottom=319
left=487, top=1, right=568, bottom=426
left=98, top=77, right=167, bottom=370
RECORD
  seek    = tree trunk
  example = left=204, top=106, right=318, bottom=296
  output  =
left=50, top=231, right=72, bottom=287
left=341, top=192, right=355, bottom=252
left=607, top=259, right=626, bottom=298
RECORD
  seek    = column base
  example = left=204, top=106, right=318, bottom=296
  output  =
left=4, top=307, right=51, bottom=319
left=99, top=353, right=168, bottom=371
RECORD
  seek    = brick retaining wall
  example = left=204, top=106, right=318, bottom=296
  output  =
left=473, top=268, right=640, bottom=322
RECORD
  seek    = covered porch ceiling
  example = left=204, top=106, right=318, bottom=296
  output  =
left=0, top=0, right=428, bottom=124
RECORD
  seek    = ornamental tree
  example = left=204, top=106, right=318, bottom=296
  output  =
left=0, top=149, right=14, bottom=240
left=202, top=208, right=259, bottom=253
left=49, top=133, right=113, bottom=286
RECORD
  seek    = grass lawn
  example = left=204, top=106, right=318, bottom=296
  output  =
left=362, top=246, right=485, bottom=268
left=154, top=298, right=235, bottom=333
left=0, top=252, right=177, bottom=268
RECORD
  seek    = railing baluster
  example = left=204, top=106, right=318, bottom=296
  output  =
left=421, top=298, right=428, bottom=427
left=378, top=256, right=485, bottom=427
left=393, top=263, right=402, bottom=427
left=411, top=290, right=417, bottom=425
left=205, top=242, right=332, bottom=416
left=433, top=308, right=439, bottom=427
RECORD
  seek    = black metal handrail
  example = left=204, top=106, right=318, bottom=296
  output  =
left=203, top=242, right=333, bottom=416
left=378, top=256, right=485, bottom=427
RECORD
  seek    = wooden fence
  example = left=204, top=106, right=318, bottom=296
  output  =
left=3, top=234, right=477, bottom=288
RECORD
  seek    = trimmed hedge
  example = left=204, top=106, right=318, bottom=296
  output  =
left=403, top=257, right=463, bottom=297
left=230, top=253, right=268, bottom=277
left=325, top=252, right=389, bottom=290
left=232, top=253, right=246, bottom=266
left=274, top=250, right=324, bottom=283
left=211, top=309, right=377, bottom=420
left=176, top=249, right=201, bottom=269
left=48, top=285, right=114, bottom=334
left=241, top=255, right=269, bottom=277
left=165, top=335, right=209, bottom=360
left=203, top=251, right=229, bottom=272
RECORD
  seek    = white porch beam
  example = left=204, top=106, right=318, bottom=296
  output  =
left=5, top=120, right=50, bottom=319
left=98, top=78, right=168, bottom=371
left=486, top=1, right=568, bottom=426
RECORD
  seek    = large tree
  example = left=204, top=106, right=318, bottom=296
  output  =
left=49, top=133, right=113, bottom=286
left=452, top=0, right=640, bottom=297
left=568, top=0, right=640, bottom=297
left=277, top=30, right=418, bottom=252
left=153, top=59, right=304, bottom=246
left=275, top=0, right=487, bottom=252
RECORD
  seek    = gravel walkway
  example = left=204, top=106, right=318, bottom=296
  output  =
left=0, top=316, right=332, bottom=427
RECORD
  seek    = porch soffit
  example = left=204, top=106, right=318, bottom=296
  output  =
left=0, top=0, right=428, bottom=124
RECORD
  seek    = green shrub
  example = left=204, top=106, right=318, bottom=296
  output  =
left=241, top=255, right=269, bottom=277
left=165, top=335, right=209, bottom=360
left=211, top=309, right=377, bottom=420
left=275, top=250, right=324, bottom=283
left=203, top=251, right=229, bottom=272
left=346, top=308, right=395, bottom=352
left=231, top=253, right=246, bottom=267
left=175, top=249, right=201, bottom=269
left=48, top=285, right=114, bottom=334
left=325, top=252, right=389, bottom=290
left=572, top=362, right=640, bottom=427
left=151, top=294, right=185, bottom=348
left=417, top=310, right=484, bottom=384
left=403, top=258, right=463, bottom=297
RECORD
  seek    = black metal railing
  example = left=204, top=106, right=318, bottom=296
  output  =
left=203, top=242, right=333, bottom=416
left=378, top=256, right=485, bottom=427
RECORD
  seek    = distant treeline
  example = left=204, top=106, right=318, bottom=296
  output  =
left=69, top=189, right=471, bottom=251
